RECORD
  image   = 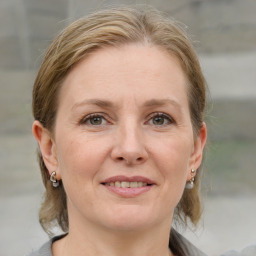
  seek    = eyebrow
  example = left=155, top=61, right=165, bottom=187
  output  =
left=72, top=98, right=182, bottom=110
left=72, top=99, right=114, bottom=110
left=143, top=99, right=181, bottom=109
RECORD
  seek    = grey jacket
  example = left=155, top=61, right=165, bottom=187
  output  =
left=26, top=232, right=207, bottom=256
left=26, top=234, right=256, bottom=256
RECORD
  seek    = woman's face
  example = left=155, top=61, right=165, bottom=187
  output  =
left=40, top=44, right=206, bottom=232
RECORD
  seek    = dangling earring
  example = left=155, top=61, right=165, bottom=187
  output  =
left=185, top=169, right=196, bottom=189
left=50, top=171, right=59, bottom=188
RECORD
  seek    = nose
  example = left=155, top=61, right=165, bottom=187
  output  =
left=110, top=123, right=148, bottom=166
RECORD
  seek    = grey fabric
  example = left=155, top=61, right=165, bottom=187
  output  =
left=26, top=235, right=65, bottom=256
left=26, top=239, right=52, bottom=256
left=178, top=236, right=207, bottom=256
left=221, top=245, right=256, bottom=256
left=26, top=235, right=256, bottom=256
left=169, top=229, right=207, bottom=256
left=26, top=232, right=206, bottom=256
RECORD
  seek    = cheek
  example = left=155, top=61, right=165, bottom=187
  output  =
left=155, top=135, right=192, bottom=171
left=55, top=138, right=104, bottom=211
left=56, top=135, right=108, bottom=180
left=153, top=135, right=192, bottom=193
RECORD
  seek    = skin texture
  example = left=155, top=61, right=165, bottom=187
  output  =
left=33, top=44, right=207, bottom=256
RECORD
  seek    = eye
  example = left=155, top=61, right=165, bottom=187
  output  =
left=80, top=113, right=108, bottom=126
left=147, top=113, right=174, bottom=126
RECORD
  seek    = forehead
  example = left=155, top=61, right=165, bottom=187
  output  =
left=60, top=44, right=188, bottom=108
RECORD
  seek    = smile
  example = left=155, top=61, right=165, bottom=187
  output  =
left=101, top=176, right=155, bottom=198
left=104, top=181, right=149, bottom=188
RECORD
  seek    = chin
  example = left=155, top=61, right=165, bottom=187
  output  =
left=99, top=205, right=159, bottom=232
left=105, top=219, right=151, bottom=232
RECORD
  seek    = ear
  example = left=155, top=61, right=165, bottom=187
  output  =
left=32, top=120, right=60, bottom=179
left=187, top=122, right=207, bottom=181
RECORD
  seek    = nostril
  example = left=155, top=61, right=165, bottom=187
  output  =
left=113, top=155, right=146, bottom=165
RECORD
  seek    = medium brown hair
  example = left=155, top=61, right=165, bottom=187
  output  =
left=32, top=6, right=206, bottom=236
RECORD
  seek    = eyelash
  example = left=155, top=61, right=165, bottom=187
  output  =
left=79, top=112, right=175, bottom=127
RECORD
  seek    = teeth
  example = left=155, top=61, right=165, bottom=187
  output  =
left=121, top=181, right=129, bottom=188
left=130, top=182, right=137, bottom=188
left=105, top=181, right=149, bottom=188
left=115, top=181, right=121, bottom=187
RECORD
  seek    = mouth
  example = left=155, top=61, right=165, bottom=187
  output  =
left=102, top=181, right=152, bottom=188
left=100, top=176, right=155, bottom=198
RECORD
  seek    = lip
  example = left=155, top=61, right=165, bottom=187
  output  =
left=100, top=175, right=156, bottom=198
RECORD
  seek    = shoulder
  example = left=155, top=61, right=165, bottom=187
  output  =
left=221, top=245, right=256, bottom=256
left=25, top=235, right=66, bottom=256
left=170, top=229, right=207, bottom=256
left=25, top=240, right=52, bottom=256
left=178, top=234, right=207, bottom=256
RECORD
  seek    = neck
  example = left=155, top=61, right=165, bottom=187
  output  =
left=53, top=217, right=174, bottom=256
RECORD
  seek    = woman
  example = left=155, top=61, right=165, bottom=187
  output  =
left=30, top=6, right=207, bottom=256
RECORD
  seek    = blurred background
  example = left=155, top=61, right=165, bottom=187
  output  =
left=0, top=0, right=255, bottom=255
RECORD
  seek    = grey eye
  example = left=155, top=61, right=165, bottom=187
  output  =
left=89, top=116, right=103, bottom=125
left=149, top=114, right=173, bottom=126
left=152, top=116, right=166, bottom=125
left=81, top=114, right=108, bottom=126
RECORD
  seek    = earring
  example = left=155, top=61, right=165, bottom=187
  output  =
left=50, top=171, right=59, bottom=188
left=185, top=169, right=196, bottom=189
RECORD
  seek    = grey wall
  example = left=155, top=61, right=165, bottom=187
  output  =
left=1, top=0, right=256, bottom=70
